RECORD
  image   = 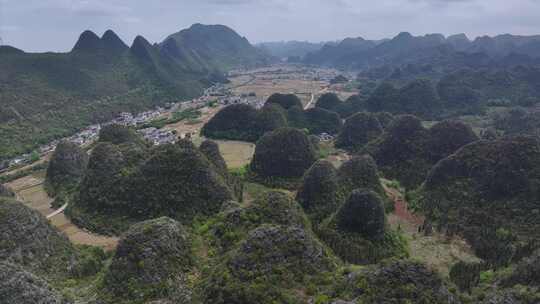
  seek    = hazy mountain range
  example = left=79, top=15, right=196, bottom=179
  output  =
left=256, top=41, right=331, bottom=59
left=302, top=32, right=540, bottom=69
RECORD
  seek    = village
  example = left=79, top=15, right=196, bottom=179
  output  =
left=2, top=65, right=347, bottom=173
left=1, top=80, right=264, bottom=171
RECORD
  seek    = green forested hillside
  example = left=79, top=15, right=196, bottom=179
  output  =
left=162, top=23, right=272, bottom=71
left=0, top=24, right=270, bottom=160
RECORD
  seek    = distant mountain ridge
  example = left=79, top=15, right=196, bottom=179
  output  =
left=72, top=30, right=128, bottom=54
left=0, top=24, right=272, bottom=160
left=162, top=23, right=271, bottom=70
left=257, top=41, right=330, bottom=59
left=303, top=32, right=540, bottom=69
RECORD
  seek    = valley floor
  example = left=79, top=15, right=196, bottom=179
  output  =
left=7, top=173, right=118, bottom=251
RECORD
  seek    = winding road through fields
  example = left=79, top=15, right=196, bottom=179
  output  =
left=304, top=86, right=328, bottom=110
left=7, top=175, right=118, bottom=251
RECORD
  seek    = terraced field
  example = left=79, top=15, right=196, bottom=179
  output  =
left=7, top=173, right=118, bottom=251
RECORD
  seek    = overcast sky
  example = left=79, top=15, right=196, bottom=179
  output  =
left=1, top=0, right=540, bottom=52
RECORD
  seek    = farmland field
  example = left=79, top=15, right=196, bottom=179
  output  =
left=7, top=173, right=118, bottom=251
left=214, top=140, right=255, bottom=169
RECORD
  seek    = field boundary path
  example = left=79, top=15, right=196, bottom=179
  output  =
left=7, top=175, right=118, bottom=251
left=46, top=203, right=68, bottom=219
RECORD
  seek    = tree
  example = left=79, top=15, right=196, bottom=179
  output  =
left=45, top=140, right=88, bottom=196
left=304, top=107, right=343, bottom=135
left=202, top=104, right=259, bottom=142
left=337, top=189, right=386, bottom=240
left=265, top=93, right=303, bottom=110
left=335, top=112, right=383, bottom=151
left=77, top=142, right=126, bottom=211
left=296, top=160, right=339, bottom=222
left=250, top=128, right=317, bottom=179
left=427, top=120, right=478, bottom=162
left=254, top=104, right=288, bottom=138
left=99, top=124, right=145, bottom=146
left=365, top=83, right=399, bottom=113
left=315, top=93, right=342, bottom=111
left=398, top=79, right=441, bottom=118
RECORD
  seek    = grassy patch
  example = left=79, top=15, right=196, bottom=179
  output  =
left=140, top=108, right=202, bottom=129
left=0, top=163, right=48, bottom=183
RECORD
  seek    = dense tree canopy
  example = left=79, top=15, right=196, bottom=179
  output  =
left=265, top=93, right=303, bottom=110
left=304, top=107, right=343, bottom=134
left=337, top=190, right=386, bottom=240
left=104, top=217, right=193, bottom=302
left=337, top=155, right=386, bottom=198
left=332, top=260, right=461, bottom=304
left=334, top=94, right=367, bottom=118
left=366, top=115, right=431, bottom=188
left=128, top=143, right=234, bottom=221
left=72, top=139, right=237, bottom=234
left=0, top=262, right=69, bottom=304
left=77, top=142, right=127, bottom=211
left=45, top=140, right=88, bottom=196
left=437, top=75, right=482, bottom=110
left=250, top=128, right=317, bottom=179
left=200, top=139, right=228, bottom=174
left=315, top=93, right=342, bottom=111
left=366, top=80, right=441, bottom=118
left=254, top=104, right=288, bottom=137
left=375, top=112, right=394, bottom=129
left=398, top=79, right=441, bottom=117
left=0, top=198, right=77, bottom=277
left=211, top=191, right=308, bottom=252
left=367, top=115, right=479, bottom=189
left=200, top=139, right=244, bottom=200
left=286, top=105, right=308, bottom=129
left=427, top=120, right=479, bottom=162
left=202, top=103, right=287, bottom=142
left=202, top=104, right=260, bottom=142
left=202, top=224, right=336, bottom=304
left=335, top=112, right=383, bottom=151
left=296, top=160, right=339, bottom=222
left=99, top=124, right=146, bottom=146
left=365, top=83, right=400, bottom=113
left=419, top=136, right=540, bottom=266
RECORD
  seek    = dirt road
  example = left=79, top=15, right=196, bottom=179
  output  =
left=7, top=175, right=118, bottom=251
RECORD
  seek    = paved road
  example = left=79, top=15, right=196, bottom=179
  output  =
left=304, top=93, right=315, bottom=110
left=46, top=202, right=68, bottom=219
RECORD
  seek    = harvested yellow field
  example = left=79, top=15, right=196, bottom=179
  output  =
left=214, top=140, right=255, bottom=169
left=163, top=105, right=223, bottom=138
left=231, top=75, right=326, bottom=107
left=7, top=174, right=118, bottom=251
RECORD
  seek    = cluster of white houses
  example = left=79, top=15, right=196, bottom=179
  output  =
left=2, top=104, right=176, bottom=170
left=3, top=72, right=337, bottom=171
left=137, top=127, right=176, bottom=146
